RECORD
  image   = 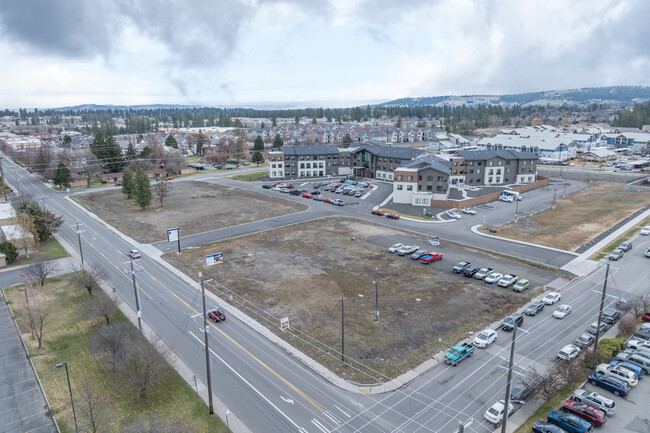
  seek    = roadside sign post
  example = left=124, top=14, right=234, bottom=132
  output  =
left=205, top=252, right=223, bottom=267
left=280, top=317, right=290, bottom=331
left=167, top=227, right=180, bottom=254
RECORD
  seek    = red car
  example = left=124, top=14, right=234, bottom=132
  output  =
left=302, top=193, right=313, bottom=198
left=420, top=252, right=443, bottom=264
left=561, top=399, right=607, bottom=427
left=208, top=309, right=226, bottom=322
left=386, top=213, right=400, bottom=219
left=372, top=209, right=385, bottom=216
left=285, top=184, right=295, bottom=189
left=643, top=311, right=650, bottom=322
left=115, top=181, right=122, bottom=186
left=165, top=176, right=174, bottom=181
left=323, top=198, right=333, bottom=204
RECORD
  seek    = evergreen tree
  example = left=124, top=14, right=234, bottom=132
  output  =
left=104, top=133, right=124, bottom=172
left=252, top=151, right=264, bottom=166
left=342, top=133, right=353, bottom=148
left=121, top=168, right=135, bottom=199
left=395, top=115, right=403, bottom=128
left=253, top=135, right=264, bottom=151
left=133, top=168, right=152, bottom=210
left=62, top=134, right=72, bottom=146
left=125, top=141, right=137, bottom=160
left=273, top=135, right=283, bottom=148
left=0, top=241, right=18, bottom=264
left=90, top=131, right=106, bottom=160
left=165, top=134, right=178, bottom=149
left=53, top=162, right=72, bottom=188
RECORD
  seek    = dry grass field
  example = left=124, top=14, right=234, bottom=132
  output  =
left=72, top=181, right=307, bottom=243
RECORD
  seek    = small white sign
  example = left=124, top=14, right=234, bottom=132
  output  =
left=205, top=252, right=223, bottom=267
left=167, top=227, right=179, bottom=242
left=280, top=317, right=290, bottom=331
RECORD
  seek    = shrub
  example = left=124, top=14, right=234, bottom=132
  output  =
left=598, top=337, right=626, bottom=359
left=618, top=312, right=639, bottom=338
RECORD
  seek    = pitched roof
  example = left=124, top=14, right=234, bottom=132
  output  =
left=355, top=143, right=424, bottom=159
left=279, top=144, right=340, bottom=155
left=460, top=149, right=538, bottom=161
left=400, top=154, right=452, bottom=174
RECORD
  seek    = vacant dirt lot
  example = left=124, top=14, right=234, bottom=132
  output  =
left=480, top=181, right=650, bottom=251
left=72, top=181, right=307, bottom=243
left=165, top=217, right=556, bottom=383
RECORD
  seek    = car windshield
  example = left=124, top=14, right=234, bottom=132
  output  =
left=477, top=333, right=488, bottom=340
left=487, top=408, right=499, bottom=416
left=391, top=244, right=400, bottom=249
left=504, top=318, right=514, bottom=324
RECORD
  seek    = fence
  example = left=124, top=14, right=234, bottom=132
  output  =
left=538, top=167, right=647, bottom=184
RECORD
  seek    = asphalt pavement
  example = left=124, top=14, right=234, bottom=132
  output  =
left=3, top=159, right=650, bottom=433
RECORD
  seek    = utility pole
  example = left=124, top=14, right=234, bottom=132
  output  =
left=129, top=259, right=143, bottom=333
left=592, top=263, right=610, bottom=368
left=341, top=295, right=345, bottom=363
left=199, top=272, right=214, bottom=414
left=501, top=324, right=517, bottom=433
left=552, top=188, right=557, bottom=208
left=75, top=223, right=85, bottom=269
left=563, top=179, right=568, bottom=198
left=514, top=197, right=519, bottom=222
left=373, top=280, right=379, bottom=322
left=0, top=157, right=7, bottom=202
left=41, top=197, right=46, bottom=211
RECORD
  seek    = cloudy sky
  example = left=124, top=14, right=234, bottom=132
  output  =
left=0, top=0, right=649, bottom=109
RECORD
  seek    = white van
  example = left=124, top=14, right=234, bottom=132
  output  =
left=502, top=190, right=522, bottom=201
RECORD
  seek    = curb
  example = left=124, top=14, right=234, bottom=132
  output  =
left=471, top=225, right=580, bottom=256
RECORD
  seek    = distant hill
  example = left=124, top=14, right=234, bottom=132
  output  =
left=382, top=86, right=650, bottom=108
left=52, top=103, right=204, bottom=111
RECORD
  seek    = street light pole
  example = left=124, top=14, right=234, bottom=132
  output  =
left=75, top=223, right=85, bottom=269
left=130, top=259, right=143, bottom=333
left=56, top=362, right=79, bottom=433
left=500, top=324, right=517, bottom=433
left=341, top=295, right=345, bottom=363
left=592, top=263, right=610, bottom=368
left=563, top=179, right=568, bottom=198
left=514, top=197, right=519, bottom=222
left=552, top=188, right=557, bottom=208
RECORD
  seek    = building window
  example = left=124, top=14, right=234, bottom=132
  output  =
left=272, top=171, right=276, bottom=176
left=271, top=157, right=276, bottom=161
left=506, top=161, right=511, bottom=165
left=397, top=175, right=403, bottom=181
left=427, top=175, right=433, bottom=181
left=528, top=176, right=532, bottom=182
left=271, top=164, right=276, bottom=168
left=496, top=177, right=501, bottom=182
left=407, top=176, right=413, bottom=181
left=477, top=169, right=481, bottom=174
left=300, top=171, right=305, bottom=176
left=488, top=177, right=493, bottom=183
left=437, top=185, right=443, bottom=191
left=498, top=160, right=502, bottom=166
left=415, top=198, right=421, bottom=204
left=453, top=162, right=458, bottom=166
left=407, top=185, right=413, bottom=191
left=397, top=185, right=403, bottom=190
left=453, top=170, right=457, bottom=174
left=469, top=169, right=474, bottom=174
left=300, top=163, right=305, bottom=168
left=437, top=176, right=443, bottom=181
left=478, top=162, right=482, bottom=166
left=489, top=161, right=493, bottom=166
left=488, top=169, right=493, bottom=175
left=469, top=162, right=474, bottom=166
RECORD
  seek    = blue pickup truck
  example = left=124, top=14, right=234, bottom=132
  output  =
left=445, top=343, right=475, bottom=366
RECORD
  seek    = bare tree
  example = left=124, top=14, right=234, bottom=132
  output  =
left=153, top=178, right=171, bottom=208
left=70, top=262, right=107, bottom=296
left=91, top=322, right=136, bottom=371
left=76, top=375, right=114, bottom=433
left=18, top=279, right=49, bottom=349
left=557, top=355, right=588, bottom=385
left=84, top=155, right=105, bottom=187
left=165, top=150, right=186, bottom=174
left=526, top=364, right=564, bottom=402
left=86, top=291, right=121, bottom=325
left=119, top=335, right=173, bottom=398
left=24, top=256, right=57, bottom=286
left=629, top=291, right=650, bottom=317
left=124, top=414, right=195, bottom=433
left=619, top=312, right=638, bottom=338
left=15, top=212, right=36, bottom=258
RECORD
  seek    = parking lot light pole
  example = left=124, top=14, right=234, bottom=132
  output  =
left=56, top=362, right=79, bottom=433
left=200, top=272, right=214, bottom=414
left=341, top=295, right=345, bottom=363
left=514, top=198, right=519, bottom=222
left=373, top=280, right=379, bottom=322
left=500, top=324, right=518, bottom=433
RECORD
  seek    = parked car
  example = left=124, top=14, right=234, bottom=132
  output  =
left=388, top=243, right=404, bottom=253
left=510, top=380, right=534, bottom=404
left=420, top=252, right=443, bottom=264
left=553, top=304, right=572, bottom=319
left=601, top=308, right=621, bottom=324
left=371, top=209, right=385, bottom=216
left=608, top=360, right=645, bottom=379
left=484, top=400, right=513, bottom=424
left=128, top=249, right=141, bottom=259
left=625, top=346, right=650, bottom=359
left=323, top=198, right=333, bottom=204
left=484, top=272, right=503, bottom=284
left=499, top=195, right=514, bottom=203
left=262, top=184, right=272, bottom=189
left=411, top=250, right=429, bottom=260
left=473, top=328, right=498, bottom=348
left=302, top=193, right=313, bottom=198
left=312, top=195, right=323, bottom=201
left=588, top=372, right=630, bottom=396
left=587, top=321, right=609, bottom=335
left=645, top=247, right=650, bottom=258
left=461, top=208, right=476, bottom=215
left=385, top=213, right=400, bottom=219
left=618, top=240, right=633, bottom=251
left=525, top=302, right=545, bottom=316
left=513, top=279, right=530, bottom=292
left=532, top=421, right=568, bottom=433
left=498, top=274, right=518, bottom=288
left=626, top=339, right=650, bottom=351
left=571, top=389, right=616, bottom=416
left=608, top=249, right=624, bottom=260
left=462, top=265, right=480, bottom=277
left=560, top=400, right=607, bottom=427
left=632, top=328, right=650, bottom=341
left=115, top=181, right=122, bottom=186
left=164, top=176, right=174, bottom=181
left=444, top=210, right=462, bottom=219
left=452, top=261, right=471, bottom=273
left=640, top=226, right=650, bottom=236
left=595, top=363, right=638, bottom=386
left=558, top=344, right=581, bottom=360
left=501, top=313, right=523, bottom=331
left=615, top=352, right=650, bottom=374
left=546, top=410, right=593, bottom=432
left=473, top=267, right=494, bottom=280
left=643, top=311, right=650, bottom=322
left=575, top=333, right=595, bottom=348
left=331, top=199, right=344, bottom=206
left=542, top=292, right=562, bottom=305
left=397, top=245, right=419, bottom=256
